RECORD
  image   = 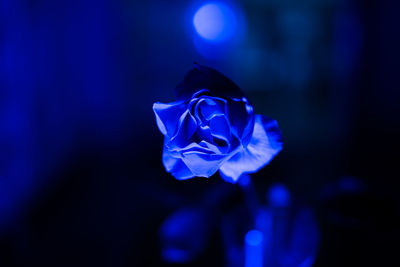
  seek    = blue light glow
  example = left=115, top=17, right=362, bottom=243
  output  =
left=193, top=2, right=237, bottom=42
left=160, top=208, right=211, bottom=263
left=245, top=229, right=263, bottom=246
left=245, top=229, right=263, bottom=267
left=238, top=174, right=250, bottom=187
left=267, top=183, right=291, bottom=207
left=162, top=248, right=191, bottom=263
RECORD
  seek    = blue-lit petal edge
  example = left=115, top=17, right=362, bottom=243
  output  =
left=153, top=101, right=187, bottom=137
left=219, top=115, right=283, bottom=183
left=162, top=141, right=196, bottom=180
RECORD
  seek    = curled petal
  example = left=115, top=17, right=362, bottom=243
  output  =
left=153, top=101, right=187, bottom=136
left=188, top=89, right=209, bottom=111
left=175, top=63, right=244, bottom=100
left=227, top=98, right=254, bottom=145
left=163, top=144, right=195, bottom=180
left=168, top=110, right=198, bottom=148
left=198, top=140, right=221, bottom=154
left=191, top=89, right=212, bottom=99
left=195, top=124, right=213, bottom=144
left=219, top=115, right=283, bottom=183
left=181, top=151, right=227, bottom=178
left=209, top=115, right=231, bottom=145
left=198, top=97, right=227, bottom=121
left=171, top=141, right=213, bottom=155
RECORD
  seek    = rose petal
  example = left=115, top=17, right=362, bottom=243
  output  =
left=191, top=89, right=211, bottom=99
left=163, top=145, right=195, bottom=180
left=198, top=97, right=226, bottom=121
left=153, top=101, right=187, bottom=137
left=175, top=63, right=244, bottom=101
left=171, top=141, right=213, bottom=155
left=227, top=98, right=254, bottom=145
left=187, top=89, right=211, bottom=118
left=182, top=151, right=226, bottom=177
left=195, top=124, right=213, bottom=144
left=199, top=140, right=220, bottom=154
left=219, top=115, right=283, bottom=183
left=209, top=114, right=231, bottom=144
left=168, top=110, right=198, bottom=148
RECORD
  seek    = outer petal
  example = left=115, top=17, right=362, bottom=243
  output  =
left=181, top=151, right=227, bottom=178
left=227, top=98, right=254, bottom=145
left=163, top=143, right=195, bottom=180
left=219, top=115, right=283, bottom=183
left=175, top=63, right=244, bottom=100
left=153, top=101, right=187, bottom=137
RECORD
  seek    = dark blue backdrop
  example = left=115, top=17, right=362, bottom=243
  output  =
left=1, top=0, right=399, bottom=266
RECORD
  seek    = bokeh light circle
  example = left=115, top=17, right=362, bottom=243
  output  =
left=193, top=2, right=237, bottom=42
left=245, top=230, right=263, bottom=246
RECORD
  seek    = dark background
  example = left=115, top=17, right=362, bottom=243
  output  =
left=1, top=0, right=399, bottom=266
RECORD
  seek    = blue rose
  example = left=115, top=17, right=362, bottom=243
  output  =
left=153, top=64, right=282, bottom=183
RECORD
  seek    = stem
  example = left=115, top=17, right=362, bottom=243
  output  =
left=239, top=175, right=265, bottom=267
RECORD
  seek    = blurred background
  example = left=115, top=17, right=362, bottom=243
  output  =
left=1, top=0, right=399, bottom=266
